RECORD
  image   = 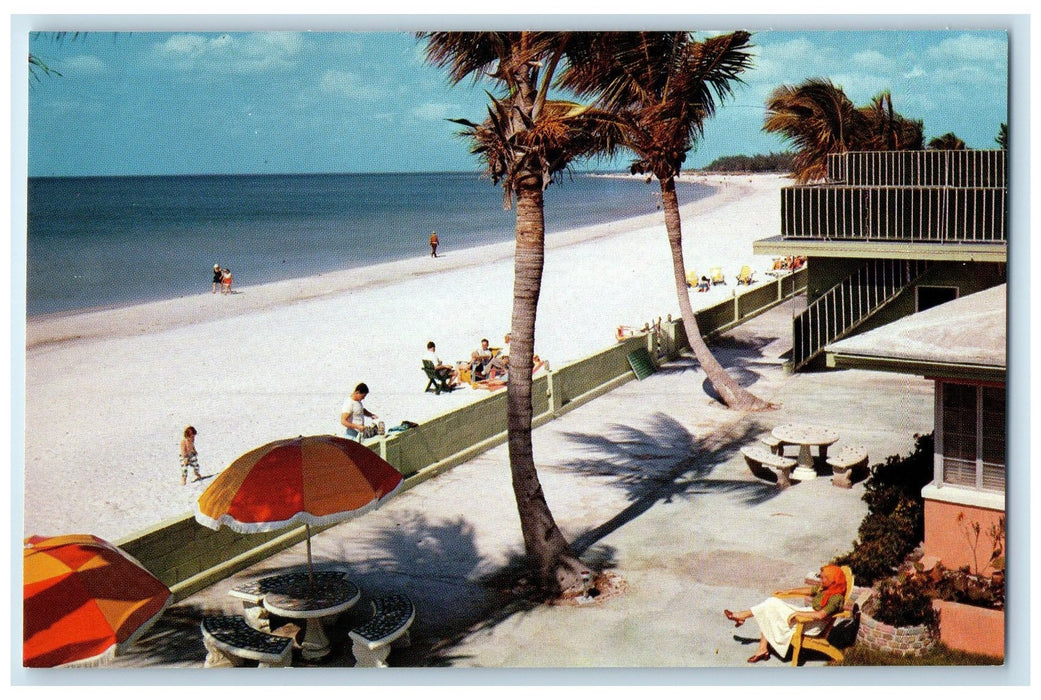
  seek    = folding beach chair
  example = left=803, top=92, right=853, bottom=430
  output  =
left=736, top=265, right=755, bottom=285
left=710, top=267, right=726, bottom=285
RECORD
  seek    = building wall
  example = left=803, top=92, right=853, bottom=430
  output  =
left=923, top=499, right=1004, bottom=576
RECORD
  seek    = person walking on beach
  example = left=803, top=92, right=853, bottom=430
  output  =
left=212, top=264, right=223, bottom=294
left=179, top=426, right=203, bottom=485
left=220, top=268, right=233, bottom=294
left=429, top=231, right=439, bottom=257
left=341, top=382, right=379, bottom=441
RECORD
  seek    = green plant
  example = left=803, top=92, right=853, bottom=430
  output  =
left=836, top=433, right=934, bottom=585
left=871, top=571, right=938, bottom=628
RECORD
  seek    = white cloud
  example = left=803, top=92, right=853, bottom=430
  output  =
left=61, top=54, right=106, bottom=75
left=411, top=102, right=459, bottom=121
left=850, top=50, right=893, bottom=73
left=151, top=32, right=304, bottom=74
left=319, top=69, right=383, bottom=100
left=926, top=33, right=1007, bottom=66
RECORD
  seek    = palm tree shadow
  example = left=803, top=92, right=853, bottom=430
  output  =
left=561, top=413, right=782, bottom=556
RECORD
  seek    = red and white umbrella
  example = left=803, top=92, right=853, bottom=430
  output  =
left=23, top=534, right=172, bottom=668
left=195, top=434, right=404, bottom=583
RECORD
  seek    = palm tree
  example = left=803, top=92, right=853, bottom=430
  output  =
left=927, top=132, right=967, bottom=150
left=859, top=91, right=923, bottom=151
left=764, top=80, right=923, bottom=183
left=763, top=78, right=867, bottom=183
left=419, top=31, right=619, bottom=595
left=995, top=123, right=1008, bottom=149
left=561, top=31, right=772, bottom=412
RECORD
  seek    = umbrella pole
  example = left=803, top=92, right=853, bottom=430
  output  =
left=305, top=523, right=314, bottom=592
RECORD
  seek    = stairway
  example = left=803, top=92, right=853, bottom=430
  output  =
left=792, top=259, right=931, bottom=370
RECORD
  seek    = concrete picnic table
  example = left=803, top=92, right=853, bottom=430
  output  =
left=231, top=571, right=361, bottom=660
left=771, top=423, right=840, bottom=481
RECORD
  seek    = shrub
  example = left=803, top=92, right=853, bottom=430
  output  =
left=836, top=433, right=934, bottom=586
left=871, top=571, right=938, bottom=628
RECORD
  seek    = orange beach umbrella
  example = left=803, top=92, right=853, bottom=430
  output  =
left=23, top=534, right=173, bottom=668
left=195, top=434, right=404, bottom=581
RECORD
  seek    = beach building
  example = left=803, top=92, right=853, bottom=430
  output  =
left=752, top=150, right=1008, bottom=658
left=752, top=149, right=1007, bottom=372
left=824, top=285, right=1006, bottom=658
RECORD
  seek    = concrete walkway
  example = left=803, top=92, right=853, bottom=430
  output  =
left=108, top=298, right=934, bottom=673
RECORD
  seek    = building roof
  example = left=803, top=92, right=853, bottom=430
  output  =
left=825, top=284, right=1006, bottom=381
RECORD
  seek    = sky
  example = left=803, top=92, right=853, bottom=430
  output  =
left=23, top=24, right=1011, bottom=177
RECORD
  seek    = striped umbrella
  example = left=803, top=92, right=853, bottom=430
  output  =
left=23, top=534, right=172, bottom=668
left=195, top=434, right=404, bottom=586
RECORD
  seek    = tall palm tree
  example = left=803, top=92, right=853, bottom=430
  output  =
left=927, top=132, right=967, bottom=150
left=763, top=78, right=868, bottom=183
left=419, top=31, right=619, bottom=595
left=561, top=31, right=773, bottom=412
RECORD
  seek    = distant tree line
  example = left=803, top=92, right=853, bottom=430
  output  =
left=699, top=152, right=794, bottom=173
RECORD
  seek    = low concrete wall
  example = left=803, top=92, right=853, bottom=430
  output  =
left=117, top=270, right=807, bottom=600
left=933, top=599, right=1005, bottom=659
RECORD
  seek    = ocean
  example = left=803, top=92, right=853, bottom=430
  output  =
left=26, top=172, right=711, bottom=316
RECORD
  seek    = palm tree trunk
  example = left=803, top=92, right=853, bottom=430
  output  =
left=508, top=179, right=585, bottom=593
left=660, top=176, right=775, bottom=411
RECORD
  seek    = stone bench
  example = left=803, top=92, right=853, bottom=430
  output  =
left=348, top=594, right=416, bottom=668
left=741, top=445, right=798, bottom=488
left=827, top=445, right=869, bottom=488
left=201, top=615, right=293, bottom=668
left=759, top=433, right=789, bottom=455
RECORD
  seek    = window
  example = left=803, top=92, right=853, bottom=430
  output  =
left=939, top=381, right=1006, bottom=491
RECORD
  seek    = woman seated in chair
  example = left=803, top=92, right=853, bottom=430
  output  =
left=723, top=563, right=847, bottom=663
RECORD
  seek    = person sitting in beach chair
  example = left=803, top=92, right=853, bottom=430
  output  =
left=423, top=341, right=458, bottom=391
left=685, top=270, right=699, bottom=289
left=710, top=267, right=726, bottom=286
left=697, top=275, right=711, bottom=292
left=736, top=265, right=755, bottom=285
left=484, top=333, right=510, bottom=379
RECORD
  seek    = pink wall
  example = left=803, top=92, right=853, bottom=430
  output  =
left=924, top=500, right=1004, bottom=576
left=933, top=600, right=1005, bottom=659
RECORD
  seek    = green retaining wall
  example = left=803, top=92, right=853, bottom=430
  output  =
left=116, top=269, right=806, bottom=600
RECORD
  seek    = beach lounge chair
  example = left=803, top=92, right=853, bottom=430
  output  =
left=422, top=360, right=453, bottom=395
left=710, top=267, right=726, bottom=285
left=736, top=265, right=755, bottom=285
left=789, top=565, right=856, bottom=666
left=686, top=270, right=699, bottom=288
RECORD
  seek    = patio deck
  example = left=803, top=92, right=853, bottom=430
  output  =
left=104, top=297, right=935, bottom=671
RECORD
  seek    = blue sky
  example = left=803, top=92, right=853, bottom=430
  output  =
left=26, top=27, right=1009, bottom=177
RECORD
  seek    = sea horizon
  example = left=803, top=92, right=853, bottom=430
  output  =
left=26, top=171, right=711, bottom=317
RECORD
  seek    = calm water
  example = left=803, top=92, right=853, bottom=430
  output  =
left=26, top=172, right=711, bottom=316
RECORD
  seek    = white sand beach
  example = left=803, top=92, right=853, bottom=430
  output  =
left=22, top=173, right=789, bottom=541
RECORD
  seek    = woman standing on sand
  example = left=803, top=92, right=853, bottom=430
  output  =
left=221, top=268, right=233, bottom=294
left=212, top=264, right=223, bottom=293
left=429, top=231, right=439, bottom=257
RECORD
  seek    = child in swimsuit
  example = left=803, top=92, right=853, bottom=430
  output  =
left=180, top=425, right=203, bottom=485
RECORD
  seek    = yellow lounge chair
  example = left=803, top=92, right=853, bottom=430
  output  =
left=686, top=270, right=699, bottom=288
left=710, top=267, right=726, bottom=285
left=736, top=265, right=755, bottom=285
left=789, top=565, right=855, bottom=666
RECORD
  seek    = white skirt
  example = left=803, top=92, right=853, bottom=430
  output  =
left=749, top=597, right=829, bottom=656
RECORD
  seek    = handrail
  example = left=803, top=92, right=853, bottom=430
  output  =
left=793, top=259, right=930, bottom=369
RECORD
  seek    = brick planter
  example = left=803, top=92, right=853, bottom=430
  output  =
left=857, top=599, right=938, bottom=657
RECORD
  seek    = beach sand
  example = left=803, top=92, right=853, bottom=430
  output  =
left=22, top=173, right=789, bottom=541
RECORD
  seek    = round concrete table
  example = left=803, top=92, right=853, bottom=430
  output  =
left=771, top=423, right=840, bottom=481
left=258, top=572, right=361, bottom=660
